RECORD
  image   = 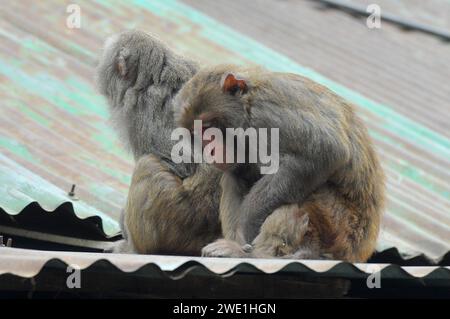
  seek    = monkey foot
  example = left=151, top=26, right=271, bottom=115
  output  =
left=288, top=248, right=333, bottom=260
left=103, top=239, right=136, bottom=254
left=201, top=239, right=249, bottom=258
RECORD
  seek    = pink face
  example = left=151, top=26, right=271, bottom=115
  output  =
left=201, top=125, right=234, bottom=171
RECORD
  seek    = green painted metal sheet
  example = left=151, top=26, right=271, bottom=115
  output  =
left=0, top=0, right=448, bottom=259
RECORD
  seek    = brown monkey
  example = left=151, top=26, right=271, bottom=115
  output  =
left=96, top=30, right=222, bottom=254
left=174, top=65, right=385, bottom=262
left=124, top=153, right=221, bottom=254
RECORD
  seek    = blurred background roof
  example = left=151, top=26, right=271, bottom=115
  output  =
left=0, top=0, right=449, bottom=259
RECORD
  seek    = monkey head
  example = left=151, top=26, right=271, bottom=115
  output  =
left=173, top=65, right=258, bottom=171
left=173, top=65, right=252, bottom=129
left=252, top=205, right=311, bottom=257
left=96, top=30, right=197, bottom=108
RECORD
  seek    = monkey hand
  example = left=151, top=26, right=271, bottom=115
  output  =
left=201, top=239, right=252, bottom=258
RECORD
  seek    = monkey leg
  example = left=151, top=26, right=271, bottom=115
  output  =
left=125, top=154, right=221, bottom=255
left=105, top=239, right=137, bottom=254
left=104, top=209, right=138, bottom=254
left=202, top=204, right=310, bottom=258
left=116, top=209, right=139, bottom=253
left=253, top=193, right=377, bottom=262
left=218, top=172, right=249, bottom=244
left=202, top=188, right=378, bottom=262
left=298, top=187, right=380, bottom=263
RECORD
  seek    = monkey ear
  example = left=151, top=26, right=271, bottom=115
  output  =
left=116, top=47, right=130, bottom=77
left=222, top=73, right=248, bottom=95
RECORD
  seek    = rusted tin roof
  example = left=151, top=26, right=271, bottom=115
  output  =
left=0, top=0, right=449, bottom=261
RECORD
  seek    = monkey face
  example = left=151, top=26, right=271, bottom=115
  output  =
left=253, top=205, right=310, bottom=256
left=174, top=67, right=248, bottom=125
left=173, top=66, right=252, bottom=171
left=189, top=114, right=237, bottom=171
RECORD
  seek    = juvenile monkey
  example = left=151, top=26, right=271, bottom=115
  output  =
left=96, top=30, right=222, bottom=254
left=174, top=65, right=385, bottom=262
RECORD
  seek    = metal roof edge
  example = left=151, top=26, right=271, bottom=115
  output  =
left=1, top=203, right=449, bottom=265
left=0, top=248, right=449, bottom=281
left=0, top=201, right=120, bottom=240
left=0, top=153, right=120, bottom=237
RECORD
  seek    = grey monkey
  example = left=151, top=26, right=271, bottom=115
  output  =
left=97, top=32, right=385, bottom=262
left=96, top=30, right=221, bottom=254
left=175, top=65, right=385, bottom=262
left=97, top=30, right=196, bottom=176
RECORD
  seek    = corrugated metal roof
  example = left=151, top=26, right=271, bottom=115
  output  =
left=2, top=209, right=448, bottom=298
left=0, top=246, right=449, bottom=298
left=0, top=154, right=119, bottom=237
left=352, top=0, right=450, bottom=30
left=0, top=196, right=120, bottom=252
left=2, top=247, right=448, bottom=280
left=1, top=206, right=448, bottom=265
left=0, top=0, right=449, bottom=260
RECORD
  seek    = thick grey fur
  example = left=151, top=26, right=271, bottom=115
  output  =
left=96, top=30, right=200, bottom=251
left=96, top=30, right=198, bottom=178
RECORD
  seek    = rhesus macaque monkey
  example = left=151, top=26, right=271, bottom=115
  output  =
left=174, top=65, right=385, bottom=262
left=96, top=30, right=222, bottom=254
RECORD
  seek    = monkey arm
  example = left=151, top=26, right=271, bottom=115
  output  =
left=219, top=172, right=249, bottom=243
left=239, top=154, right=333, bottom=243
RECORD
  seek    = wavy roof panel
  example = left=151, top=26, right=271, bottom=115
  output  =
left=0, top=0, right=448, bottom=260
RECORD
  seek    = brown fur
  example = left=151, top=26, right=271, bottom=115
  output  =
left=96, top=30, right=223, bottom=255
left=175, top=65, right=385, bottom=262
left=125, top=154, right=222, bottom=255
